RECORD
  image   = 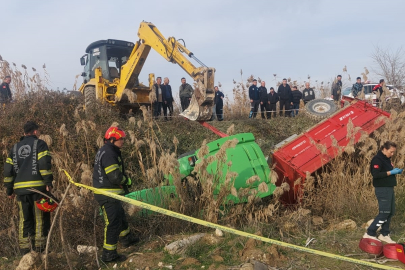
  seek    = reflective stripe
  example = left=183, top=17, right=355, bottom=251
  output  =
left=102, top=206, right=117, bottom=251
left=94, top=188, right=124, bottom=195
left=105, top=164, right=119, bottom=174
left=119, top=228, right=130, bottom=237
left=6, top=158, right=13, bottom=165
left=38, top=151, right=50, bottom=160
left=40, top=170, right=53, bottom=176
left=34, top=204, right=44, bottom=247
left=103, top=243, right=117, bottom=250
left=14, top=180, right=45, bottom=189
left=18, top=201, right=30, bottom=249
left=4, top=176, right=13, bottom=183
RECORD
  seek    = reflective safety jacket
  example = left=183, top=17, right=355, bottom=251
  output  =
left=3, top=135, right=53, bottom=196
left=93, top=142, right=129, bottom=195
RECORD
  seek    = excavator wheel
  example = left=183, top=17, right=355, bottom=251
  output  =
left=84, top=86, right=96, bottom=116
left=304, top=99, right=337, bottom=119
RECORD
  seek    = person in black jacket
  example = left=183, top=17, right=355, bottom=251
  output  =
left=93, top=127, right=138, bottom=262
left=364, top=141, right=403, bottom=243
left=162, top=77, right=173, bottom=120
left=249, top=79, right=260, bottom=118
left=267, top=87, right=279, bottom=119
left=290, top=86, right=303, bottom=117
left=258, top=81, right=268, bottom=119
left=277, top=78, right=292, bottom=117
left=302, top=82, right=315, bottom=104
left=0, top=75, right=12, bottom=105
left=214, top=86, right=224, bottom=121
left=3, top=121, right=53, bottom=254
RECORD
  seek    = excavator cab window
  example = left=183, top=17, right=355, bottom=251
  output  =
left=105, top=46, right=132, bottom=80
left=80, top=54, right=91, bottom=83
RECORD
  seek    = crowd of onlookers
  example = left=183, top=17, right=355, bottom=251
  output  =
left=248, top=78, right=316, bottom=118
left=152, top=77, right=225, bottom=121
left=150, top=75, right=389, bottom=121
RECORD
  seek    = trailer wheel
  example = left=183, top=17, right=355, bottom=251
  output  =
left=84, top=86, right=96, bottom=116
left=305, top=99, right=337, bottom=119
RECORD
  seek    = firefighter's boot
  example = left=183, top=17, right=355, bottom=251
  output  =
left=120, top=233, right=139, bottom=248
left=101, top=249, right=127, bottom=262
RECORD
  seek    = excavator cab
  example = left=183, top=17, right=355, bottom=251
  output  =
left=80, top=39, right=134, bottom=84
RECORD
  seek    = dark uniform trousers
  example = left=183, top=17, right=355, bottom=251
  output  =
left=17, top=193, right=50, bottom=250
left=250, top=100, right=260, bottom=118
left=95, top=195, right=130, bottom=251
left=162, top=99, right=174, bottom=119
left=367, top=187, right=395, bottom=236
left=180, top=97, right=190, bottom=111
left=267, top=103, right=277, bottom=118
left=216, top=104, right=223, bottom=121
left=259, top=103, right=267, bottom=119
left=279, top=99, right=291, bottom=117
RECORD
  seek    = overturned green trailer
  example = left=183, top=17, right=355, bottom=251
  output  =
left=126, top=133, right=276, bottom=212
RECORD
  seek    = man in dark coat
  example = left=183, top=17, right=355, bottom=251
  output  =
left=248, top=79, right=260, bottom=118
left=162, top=77, right=173, bottom=120
left=331, top=75, right=342, bottom=102
left=290, top=86, right=303, bottom=117
left=258, top=81, right=268, bottom=119
left=0, top=75, right=12, bottom=105
left=214, top=86, right=224, bottom=121
left=267, top=87, right=279, bottom=119
left=277, top=78, right=292, bottom=117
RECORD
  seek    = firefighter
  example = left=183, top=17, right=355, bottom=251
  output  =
left=93, top=127, right=139, bottom=262
left=363, top=141, right=403, bottom=243
left=3, top=121, right=53, bottom=254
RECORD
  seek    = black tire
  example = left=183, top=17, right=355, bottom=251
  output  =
left=305, top=99, right=337, bottom=119
left=84, top=86, right=96, bottom=116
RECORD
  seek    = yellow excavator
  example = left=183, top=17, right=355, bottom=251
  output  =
left=78, top=21, right=215, bottom=120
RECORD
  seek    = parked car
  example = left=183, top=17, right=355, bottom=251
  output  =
left=342, top=83, right=404, bottom=107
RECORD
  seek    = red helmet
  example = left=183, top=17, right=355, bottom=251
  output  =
left=105, top=127, right=126, bottom=141
left=36, top=198, right=58, bottom=212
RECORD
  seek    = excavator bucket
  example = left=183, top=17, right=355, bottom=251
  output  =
left=180, top=67, right=215, bottom=121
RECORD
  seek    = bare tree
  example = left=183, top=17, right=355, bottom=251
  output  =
left=371, top=46, right=405, bottom=89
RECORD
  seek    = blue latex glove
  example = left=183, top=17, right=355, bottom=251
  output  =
left=390, top=168, right=403, bottom=175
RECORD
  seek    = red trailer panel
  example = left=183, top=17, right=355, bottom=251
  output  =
left=272, top=100, right=390, bottom=204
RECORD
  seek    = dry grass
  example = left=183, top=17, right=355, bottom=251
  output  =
left=0, top=56, right=50, bottom=99
left=1, top=58, right=405, bottom=268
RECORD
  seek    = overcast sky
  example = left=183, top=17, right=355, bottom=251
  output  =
left=1, top=0, right=404, bottom=96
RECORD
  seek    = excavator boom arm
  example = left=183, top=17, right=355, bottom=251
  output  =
left=117, top=21, right=215, bottom=121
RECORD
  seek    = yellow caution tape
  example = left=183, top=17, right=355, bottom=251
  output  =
left=63, top=170, right=399, bottom=270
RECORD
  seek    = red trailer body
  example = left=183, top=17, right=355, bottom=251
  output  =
left=272, top=100, right=391, bottom=204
